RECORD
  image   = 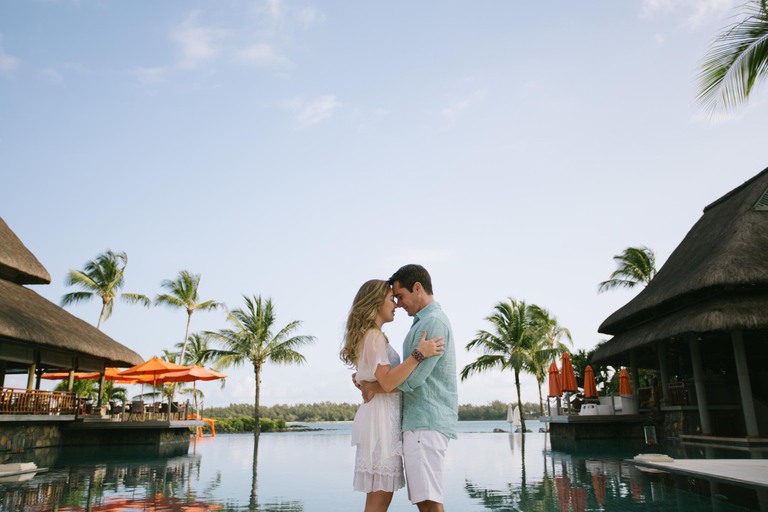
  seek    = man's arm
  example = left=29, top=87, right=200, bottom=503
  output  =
left=398, top=317, right=448, bottom=393
left=360, top=380, right=400, bottom=402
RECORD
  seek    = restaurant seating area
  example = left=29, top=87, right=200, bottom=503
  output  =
left=0, top=386, right=190, bottom=422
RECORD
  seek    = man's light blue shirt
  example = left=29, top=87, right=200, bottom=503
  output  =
left=398, top=301, right=458, bottom=439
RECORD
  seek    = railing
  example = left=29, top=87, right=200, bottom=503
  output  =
left=0, top=387, right=78, bottom=415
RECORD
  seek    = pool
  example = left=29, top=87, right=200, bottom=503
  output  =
left=0, top=421, right=765, bottom=511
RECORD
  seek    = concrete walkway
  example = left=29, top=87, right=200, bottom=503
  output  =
left=629, top=459, right=768, bottom=490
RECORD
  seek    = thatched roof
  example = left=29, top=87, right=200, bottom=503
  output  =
left=0, top=279, right=144, bottom=368
left=0, top=217, right=51, bottom=285
left=599, top=166, right=768, bottom=336
left=593, top=166, right=768, bottom=365
left=592, top=292, right=768, bottom=365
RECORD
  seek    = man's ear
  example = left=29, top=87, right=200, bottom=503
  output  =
left=413, top=282, right=423, bottom=294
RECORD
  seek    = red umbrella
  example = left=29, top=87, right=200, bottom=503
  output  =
left=591, top=472, right=606, bottom=505
left=560, top=353, right=578, bottom=392
left=548, top=361, right=562, bottom=397
left=619, top=368, right=633, bottom=395
left=555, top=477, right=571, bottom=512
left=571, top=487, right=587, bottom=512
left=583, top=365, right=598, bottom=398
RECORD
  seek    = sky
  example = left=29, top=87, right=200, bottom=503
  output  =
left=2, top=0, right=767, bottom=409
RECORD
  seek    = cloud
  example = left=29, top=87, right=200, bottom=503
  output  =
left=440, top=89, right=486, bottom=127
left=134, top=66, right=166, bottom=86
left=654, top=34, right=664, bottom=45
left=641, top=0, right=741, bottom=30
left=295, top=6, right=325, bottom=28
left=354, top=107, right=389, bottom=132
left=235, top=43, right=292, bottom=68
left=39, top=67, right=62, bottom=82
left=0, top=33, right=20, bottom=74
left=170, top=11, right=229, bottom=69
left=284, top=94, right=341, bottom=129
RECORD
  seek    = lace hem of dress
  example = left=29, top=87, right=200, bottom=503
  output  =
left=353, top=470, right=405, bottom=493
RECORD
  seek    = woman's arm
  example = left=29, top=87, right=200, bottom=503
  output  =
left=373, top=331, right=444, bottom=392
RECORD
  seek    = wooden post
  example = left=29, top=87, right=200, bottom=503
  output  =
left=732, top=331, right=759, bottom=437
left=0, top=361, right=6, bottom=388
left=689, top=336, right=712, bottom=435
left=630, top=350, right=640, bottom=396
left=97, top=372, right=106, bottom=407
left=27, top=362, right=36, bottom=390
left=67, top=369, right=75, bottom=392
left=658, top=341, right=670, bottom=405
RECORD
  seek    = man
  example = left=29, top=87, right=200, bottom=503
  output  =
left=362, top=264, right=458, bottom=512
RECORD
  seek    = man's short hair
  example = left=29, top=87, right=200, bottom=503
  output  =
left=389, top=264, right=433, bottom=295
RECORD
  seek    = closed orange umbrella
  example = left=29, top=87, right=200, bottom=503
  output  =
left=556, top=477, right=571, bottom=512
left=619, top=368, right=633, bottom=395
left=560, top=353, right=578, bottom=392
left=571, top=487, right=587, bottom=512
left=548, top=361, right=562, bottom=397
left=583, top=365, right=598, bottom=398
left=591, top=472, right=606, bottom=505
left=42, top=367, right=139, bottom=384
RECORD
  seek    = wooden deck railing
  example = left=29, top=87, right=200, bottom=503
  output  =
left=0, top=387, right=78, bottom=415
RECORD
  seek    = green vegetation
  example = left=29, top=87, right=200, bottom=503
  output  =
left=206, top=400, right=542, bottom=423
left=207, top=295, right=315, bottom=436
left=60, top=250, right=150, bottom=329
left=461, top=299, right=549, bottom=432
left=598, top=246, right=657, bottom=293
left=155, top=270, right=224, bottom=363
left=697, top=0, right=768, bottom=115
left=214, top=417, right=287, bottom=433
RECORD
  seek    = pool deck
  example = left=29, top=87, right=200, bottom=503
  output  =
left=629, top=458, right=768, bottom=491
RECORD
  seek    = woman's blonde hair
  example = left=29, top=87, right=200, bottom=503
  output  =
left=340, top=279, right=391, bottom=367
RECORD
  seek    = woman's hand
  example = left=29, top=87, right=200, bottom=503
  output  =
left=417, top=330, right=445, bottom=358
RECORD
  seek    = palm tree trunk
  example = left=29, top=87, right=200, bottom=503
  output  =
left=254, top=363, right=262, bottom=437
left=97, top=301, right=108, bottom=330
left=514, top=368, right=526, bottom=432
left=537, top=379, right=544, bottom=417
left=179, top=311, right=193, bottom=363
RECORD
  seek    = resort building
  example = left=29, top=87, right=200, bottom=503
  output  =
left=593, top=167, right=768, bottom=443
left=0, top=218, right=201, bottom=451
left=0, top=217, right=143, bottom=396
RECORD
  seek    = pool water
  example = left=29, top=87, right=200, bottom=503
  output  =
left=1, top=421, right=766, bottom=511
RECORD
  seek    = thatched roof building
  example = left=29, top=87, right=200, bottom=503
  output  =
left=593, top=166, right=768, bottom=366
left=0, top=218, right=143, bottom=377
left=0, top=218, right=51, bottom=285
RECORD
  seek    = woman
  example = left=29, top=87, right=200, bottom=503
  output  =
left=340, top=279, right=445, bottom=512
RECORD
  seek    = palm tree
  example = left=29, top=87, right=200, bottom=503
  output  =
left=531, top=310, right=573, bottom=414
left=155, top=270, right=225, bottom=363
left=61, top=250, right=150, bottom=329
left=175, top=333, right=218, bottom=414
left=208, top=295, right=315, bottom=437
left=460, top=299, right=543, bottom=432
left=697, top=0, right=768, bottom=115
left=598, top=246, right=657, bottom=293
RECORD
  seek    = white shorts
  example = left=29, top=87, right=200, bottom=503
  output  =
left=402, top=430, right=450, bottom=504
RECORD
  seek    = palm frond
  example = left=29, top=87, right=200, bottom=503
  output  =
left=698, top=1, right=768, bottom=115
left=154, top=294, right=187, bottom=308
left=121, top=293, right=151, bottom=307
left=460, top=355, right=505, bottom=381
left=60, top=291, right=94, bottom=307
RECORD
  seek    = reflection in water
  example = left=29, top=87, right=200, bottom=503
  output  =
left=0, top=438, right=302, bottom=512
left=464, top=434, right=768, bottom=512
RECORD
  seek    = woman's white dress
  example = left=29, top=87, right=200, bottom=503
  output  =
left=351, top=330, right=405, bottom=493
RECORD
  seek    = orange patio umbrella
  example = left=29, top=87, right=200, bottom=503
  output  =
left=619, top=368, right=633, bottom=395
left=583, top=365, right=598, bottom=398
left=120, top=358, right=189, bottom=401
left=548, top=361, right=562, bottom=397
left=42, top=367, right=139, bottom=384
left=560, top=353, right=578, bottom=392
